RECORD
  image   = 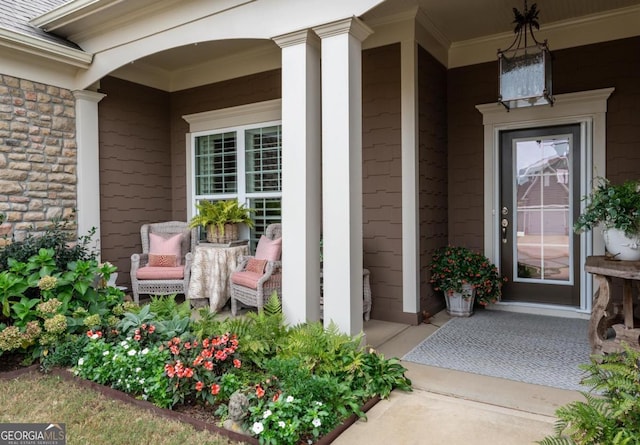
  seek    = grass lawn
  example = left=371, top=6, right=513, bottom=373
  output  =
left=0, top=372, right=240, bottom=445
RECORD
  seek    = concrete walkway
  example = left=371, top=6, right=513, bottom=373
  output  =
left=334, top=312, right=583, bottom=445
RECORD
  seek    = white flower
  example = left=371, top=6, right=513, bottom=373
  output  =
left=286, top=395, right=294, bottom=403
left=120, top=340, right=129, bottom=348
left=312, top=418, right=321, bottom=428
left=77, top=358, right=84, bottom=366
left=138, top=378, right=145, bottom=384
left=135, top=367, right=141, bottom=373
left=90, top=334, right=99, bottom=340
left=278, top=421, right=286, bottom=428
left=127, top=349, right=136, bottom=356
left=314, top=401, right=323, bottom=406
left=251, top=422, right=264, bottom=435
left=263, top=409, right=272, bottom=419
left=141, top=348, right=149, bottom=355
left=103, top=351, right=109, bottom=356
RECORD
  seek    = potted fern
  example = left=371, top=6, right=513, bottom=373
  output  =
left=189, top=199, right=254, bottom=244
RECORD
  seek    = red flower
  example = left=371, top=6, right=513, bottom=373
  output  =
left=195, top=381, right=204, bottom=392
left=164, top=364, right=175, bottom=378
left=170, top=345, right=180, bottom=355
left=255, top=385, right=265, bottom=398
left=193, top=356, right=204, bottom=366
left=272, top=392, right=280, bottom=402
left=148, top=324, right=156, bottom=334
left=184, top=342, right=192, bottom=350
left=134, top=334, right=141, bottom=341
left=203, top=361, right=214, bottom=371
left=233, top=359, right=241, bottom=369
left=211, top=384, right=220, bottom=395
left=184, top=368, right=194, bottom=378
left=215, top=350, right=227, bottom=361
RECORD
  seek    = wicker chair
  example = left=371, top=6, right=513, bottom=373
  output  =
left=130, top=221, right=198, bottom=304
left=230, top=223, right=282, bottom=315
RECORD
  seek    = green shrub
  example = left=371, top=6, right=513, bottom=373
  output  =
left=538, top=345, right=640, bottom=445
left=0, top=217, right=96, bottom=271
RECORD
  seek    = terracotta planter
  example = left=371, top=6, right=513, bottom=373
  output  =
left=444, top=283, right=475, bottom=317
left=603, top=228, right=640, bottom=261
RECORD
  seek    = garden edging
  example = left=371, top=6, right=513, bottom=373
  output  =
left=2, top=366, right=381, bottom=445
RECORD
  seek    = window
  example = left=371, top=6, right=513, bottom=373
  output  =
left=190, top=122, right=282, bottom=248
left=184, top=100, right=283, bottom=248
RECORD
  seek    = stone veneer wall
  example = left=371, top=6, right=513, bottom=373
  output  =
left=0, top=74, right=77, bottom=247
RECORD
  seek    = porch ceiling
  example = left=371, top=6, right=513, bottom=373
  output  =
left=364, top=0, right=640, bottom=43
left=109, top=0, right=640, bottom=91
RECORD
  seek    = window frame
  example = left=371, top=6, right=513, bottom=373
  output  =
left=183, top=99, right=282, bottom=241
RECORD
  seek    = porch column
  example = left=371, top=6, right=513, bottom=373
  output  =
left=401, top=40, right=420, bottom=314
left=273, top=30, right=322, bottom=325
left=73, top=90, right=106, bottom=257
left=314, top=18, right=373, bottom=336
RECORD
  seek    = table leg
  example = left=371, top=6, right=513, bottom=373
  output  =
left=623, top=278, right=634, bottom=329
left=589, top=274, right=611, bottom=353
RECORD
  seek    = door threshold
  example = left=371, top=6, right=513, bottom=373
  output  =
left=488, top=301, right=590, bottom=319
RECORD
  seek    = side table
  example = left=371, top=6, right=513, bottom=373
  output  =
left=585, top=255, right=640, bottom=353
left=188, top=243, right=249, bottom=312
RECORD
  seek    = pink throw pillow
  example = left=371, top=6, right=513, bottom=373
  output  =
left=255, top=236, right=282, bottom=261
left=149, top=233, right=183, bottom=265
left=245, top=258, right=267, bottom=274
left=148, top=253, right=177, bottom=267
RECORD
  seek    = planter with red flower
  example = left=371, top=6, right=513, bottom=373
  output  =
left=429, top=246, right=506, bottom=317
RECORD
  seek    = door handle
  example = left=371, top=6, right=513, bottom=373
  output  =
left=501, top=218, right=509, bottom=244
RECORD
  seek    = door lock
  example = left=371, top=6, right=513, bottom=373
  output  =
left=501, top=218, right=509, bottom=243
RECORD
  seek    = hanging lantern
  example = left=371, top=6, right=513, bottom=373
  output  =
left=498, top=1, right=553, bottom=110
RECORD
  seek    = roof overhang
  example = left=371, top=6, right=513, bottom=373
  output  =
left=0, top=28, right=92, bottom=68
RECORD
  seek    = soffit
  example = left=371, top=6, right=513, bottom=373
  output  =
left=364, top=0, right=640, bottom=43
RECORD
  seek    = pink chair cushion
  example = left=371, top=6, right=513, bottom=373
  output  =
left=148, top=254, right=177, bottom=267
left=245, top=258, right=267, bottom=274
left=230, top=271, right=262, bottom=289
left=136, top=266, right=184, bottom=280
left=255, top=236, right=282, bottom=261
left=149, top=233, right=183, bottom=265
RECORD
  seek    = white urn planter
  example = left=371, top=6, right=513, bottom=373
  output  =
left=444, top=283, right=475, bottom=317
left=603, top=228, right=640, bottom=261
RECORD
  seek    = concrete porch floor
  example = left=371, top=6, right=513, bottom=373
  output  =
left=334, top=311, right=584, bottom=445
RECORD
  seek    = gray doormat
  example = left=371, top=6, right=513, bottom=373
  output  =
left=403, top=310, right=591, bottom=391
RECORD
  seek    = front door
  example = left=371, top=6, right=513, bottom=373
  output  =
left=499, top=125, right=581, bottom=306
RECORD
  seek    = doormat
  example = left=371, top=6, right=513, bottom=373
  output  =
left=403, top=310, right=591, bottom=391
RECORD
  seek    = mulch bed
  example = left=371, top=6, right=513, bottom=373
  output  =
left=0, top=364, right=380, bottom=445
left=0, top=352, right=31, bottom=373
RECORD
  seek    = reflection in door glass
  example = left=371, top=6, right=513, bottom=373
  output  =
left=514, top=137, right=571, bottom=282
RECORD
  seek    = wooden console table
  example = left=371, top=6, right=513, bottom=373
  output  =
left=585, top=256, right=640, bottom=353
